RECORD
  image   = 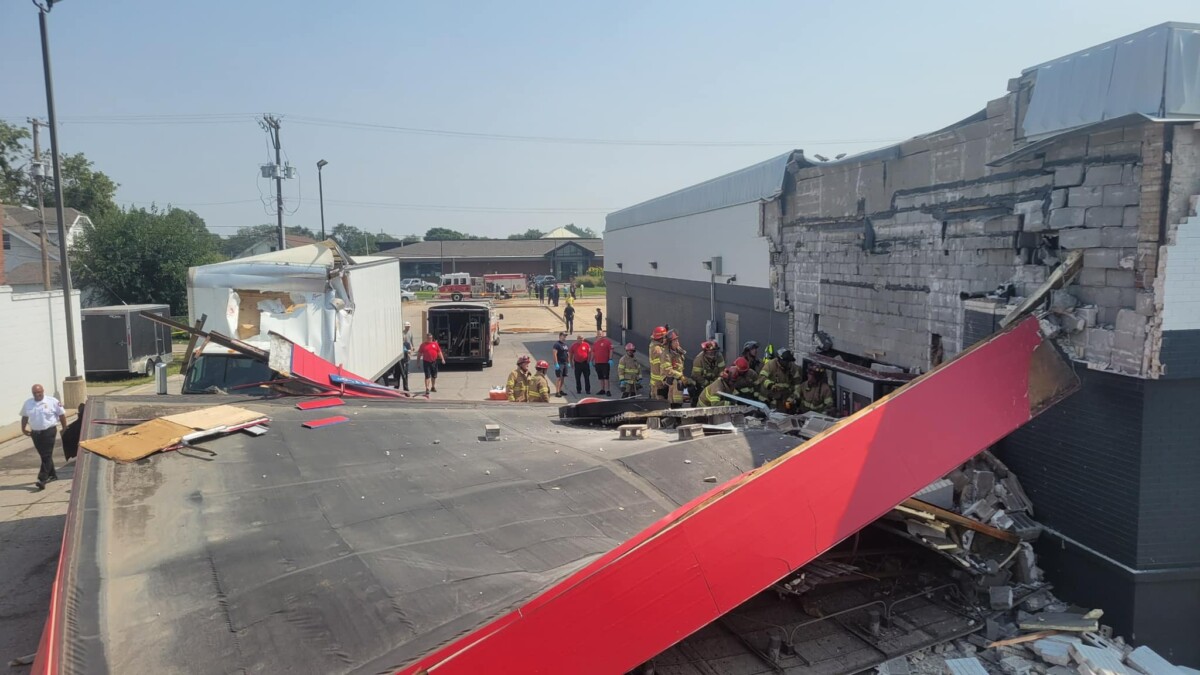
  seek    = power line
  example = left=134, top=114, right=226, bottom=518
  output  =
left=2, top=112, right=901, bottom=147
left=119, top=198, right=615, bottom=213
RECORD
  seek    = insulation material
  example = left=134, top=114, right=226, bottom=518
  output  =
left=402, top=316, right=1078, bottom=675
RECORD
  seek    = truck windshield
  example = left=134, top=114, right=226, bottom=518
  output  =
left=183, top=355, right=277, bottom=394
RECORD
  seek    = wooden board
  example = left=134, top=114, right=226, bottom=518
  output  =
left=901, top=498, right=1021, bottom=544
left=160, top=405, right=267, bottom=431
left=81, top=418, right=192, bottom=462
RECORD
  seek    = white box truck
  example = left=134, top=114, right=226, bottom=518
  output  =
left=182, top=244, right=405, bottom=394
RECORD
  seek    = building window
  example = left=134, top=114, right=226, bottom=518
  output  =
left=2, top=232, right=10, bottom=250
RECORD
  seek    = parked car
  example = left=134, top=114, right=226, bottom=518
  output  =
left=534, top=275, right=557, bottom=286
left=417, top=280, right=438, bottom=290
left=401, top=289, right=416, bottom=301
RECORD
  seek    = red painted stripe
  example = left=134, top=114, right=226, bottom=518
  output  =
left=399, top=317, right=1049, bottom=675
left=301, top=415, right=351, bottom=429
left=296, top=397, right=345, bottom=410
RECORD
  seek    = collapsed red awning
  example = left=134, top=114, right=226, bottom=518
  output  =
left=399, top=316, right=1077, bottom=674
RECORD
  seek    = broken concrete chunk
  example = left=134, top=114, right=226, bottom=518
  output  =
left=965, top=500, right=999, bottom=521
left=990, top=509, right=1016, bottom=530
left=1032, top=640, right=1075, bottom=666
left=916, top=478, right=956, bottom=510
left=1124, top=646, right=1182, bottom=675
left=987, top=618, right=1019, bottom=641
left=878, top=657, right=912, bottom=675
left=1051, top=290, right=1079, bottom=312
left=990, top=585, right=1015, bottom=610
left=1020, top=613, right=1099, bottom=632
left=972, top=470, right=996, bottom=497
left=1071, top=644, right=1133, bottom=675
left=1001, top=655, right=1037, bottom=675
left=1082, top=609, right=1104, bottom=621
left=1047, top=667, right=1076, bottom=675
left=946, top=657, right=991, bottom=675
left=1014, top=543, right=1039, bottom=584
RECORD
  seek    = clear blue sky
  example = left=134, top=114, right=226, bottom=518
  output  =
left=1, top=1, right=1196, bottom=239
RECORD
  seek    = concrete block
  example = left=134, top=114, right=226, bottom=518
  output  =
left=1103, top=184, right=1139, bottom=206
left=1125, top=645, right=1183, bottom=675
left=1032, top=639, right=1075, bottom=666
left=1060, top=228, right=1103, bottom=249
left=1079, top=268, right=1108, bottom=286
left=1106, top=270, right=1135, bottom=288
left=946, top=658, right=991, bottom=675
left=1084, top=165, right=1126, bottom=186
left=1085, top=328, right=1114, bottom=365
left=1076, top=306, right=1098, bottom=327
left=989, top=584, right=1014, bottom=609
left=915, top=478, right=955, bottom=509
left=1071, top=644, right=1133, bottom=675
left=1084, top=248, right=1122, bottom=269
left=1116, top=309, right=1146, bottom=336
left=1000, top=656, right=1035, bottom=675
left=1124, top=206, right=1139, bottom=228
left=1055, top=164, right=1085, bottom=187
left=1085, top=207, right=1126, bottom=228
left=1069, top=186, right=1104, bottom=207
left=1101, top=227, right=1138, bottom=248
left=1135, top=292, right=1155, bottom=317
left=1049, top=207, right=1086, bottom=229
left=1051, top=189, right=1068, bottom=209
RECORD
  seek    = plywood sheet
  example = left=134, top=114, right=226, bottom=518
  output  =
left=80, top=418, right=191, bottom=462
left=160, top=405, right=266, bottom=430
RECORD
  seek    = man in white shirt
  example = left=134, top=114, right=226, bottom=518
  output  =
left=20, top=384, right=67, bottom=490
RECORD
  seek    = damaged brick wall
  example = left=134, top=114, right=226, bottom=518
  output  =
left=774, top=93, right=1200, bottom=378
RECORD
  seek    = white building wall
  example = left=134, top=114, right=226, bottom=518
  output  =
left=0, top=287, right=85, bottom=426
left=603, top=202, right=770, bottom=288
left=1160, top=212, right=1200, bottom=331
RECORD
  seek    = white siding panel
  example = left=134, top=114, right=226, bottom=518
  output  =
left=603, top=202, right=770, bottom=288
left=0, top=287, right=84, bottom=426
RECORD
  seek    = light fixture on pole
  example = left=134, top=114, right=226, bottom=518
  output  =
left=35, top=0, right=86, bottom=406
left=316, top=159, right=328, bottom=241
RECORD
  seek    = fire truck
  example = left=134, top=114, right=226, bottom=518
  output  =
left=437, top=273, right=526, bottom=301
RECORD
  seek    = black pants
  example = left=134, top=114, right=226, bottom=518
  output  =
left=574, top=361, right=591, bottom=394
left=32, top=428, right=57, bottom=482
left=565, top=316, right=574, bottom=333
left=392, top=358, right=409, bottom=390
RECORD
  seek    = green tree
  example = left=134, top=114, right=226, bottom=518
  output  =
left=564, top=224, right=597, bottom=238
left=219, top=223, right=319, bottom=257
left=424, top=227, right=478, bottom=241
left=507, top=228, right=546, bottom=240
left=73, top=206, right=224, bottom=314
left=399, top=234, right=422, bottom=245
left=331, top=223, right=395, bottom=255
left=55, top=152, right=119, bottom=219
left=0, top=121, right=31, bottom=205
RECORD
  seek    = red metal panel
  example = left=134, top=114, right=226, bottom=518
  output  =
left=400, top=317, right=1063, bottom=675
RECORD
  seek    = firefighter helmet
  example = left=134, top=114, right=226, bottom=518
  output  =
left=702, top=340, right=718, bottom=351
left=778, top=349, right=796, bottom=363
left=536, top=360, right=550, bottom=370
left=722, top=365, right=740, bottom=380
left=742, top=340, right=759, bottom=353
left=625, top=343, right=636, bottom=352
left=734, top=357, right=750, bottom=372
left=517, top=355, right=531, bottom=365
left=666, top=329, right=680, bottom=343
left=651, top=326, right=667, bottom=340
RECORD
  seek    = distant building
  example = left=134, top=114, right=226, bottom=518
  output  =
left=235, top=233, right=318, bottom=258
left=541, top=226, right=580, bottom=239
left=1, top=203, right=92, bottom=295
left=378, top=238, right=603, bottom=280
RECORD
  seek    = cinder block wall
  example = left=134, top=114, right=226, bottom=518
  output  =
left=773, top=90, right=1199, bottom=378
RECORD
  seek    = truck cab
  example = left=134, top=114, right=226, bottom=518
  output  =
left=182, top=344, right=280, bottom=395
left=438, top=273, right=486, bottom=301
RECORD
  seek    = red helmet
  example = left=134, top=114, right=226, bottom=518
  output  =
left=734, top=357, right=750, bottom=372
left=536, top=360, right=549, bottom=370
left=702, top=340, right=718, bottom=351
left=625, top=343, right=636, bottom=352
left=651, top=326, right=667, bottom=340
left=666, top=329, right=680, bottom=342
left=517, top=355, right=531, bottom=365
left=722, top=365, right=740, bottom=380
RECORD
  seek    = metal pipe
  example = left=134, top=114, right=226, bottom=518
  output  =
left=39, top=6, right=79, bottom=379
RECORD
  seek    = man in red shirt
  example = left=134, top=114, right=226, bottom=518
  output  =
left=591, top=330, right=615, bottom=396
left=568, top=334, right=593, bottom=395
left=418, top=334, right=447, bottom=393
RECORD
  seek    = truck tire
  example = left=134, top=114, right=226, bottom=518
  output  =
left=451, top=293, right=463, bottom=301
left=145, top=359, right=157, bottom=376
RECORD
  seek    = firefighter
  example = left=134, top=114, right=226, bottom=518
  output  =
left=797, top=363, right=834, bottom=414
left=741, top=340, right=763, bottom=374
left=690, top=340, right=725, bottom=390
left=618, top=343, right=642, bottom=398
left=731, top=356, right=759, bottom=401
left=662, top=329, right=689, bottom=408
left=648, top=325, right=668, bottom=400
left=529, top=360, right=552, bottom=402
left=758, top=349, right=803, bottom=412
left=698, top=365, right=739, bottom=407
left=505, top=355, right=534, bottom=402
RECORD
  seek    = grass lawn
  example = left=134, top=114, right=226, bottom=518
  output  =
left=576, top=287, right=606, bottom=297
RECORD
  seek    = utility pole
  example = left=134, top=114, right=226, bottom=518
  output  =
left=28, top=118, right=51, bottom=291
left=260, top=114, right=286, bottom=250
left=37, top=1, right=81, bottom=389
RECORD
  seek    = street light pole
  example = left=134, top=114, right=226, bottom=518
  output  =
left=37, top=1, right=82, bottom=390
left=317, top=159, right=328, bottom=241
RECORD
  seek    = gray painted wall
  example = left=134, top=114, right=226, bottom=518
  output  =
left=606, top=271, right=789, bottom=363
